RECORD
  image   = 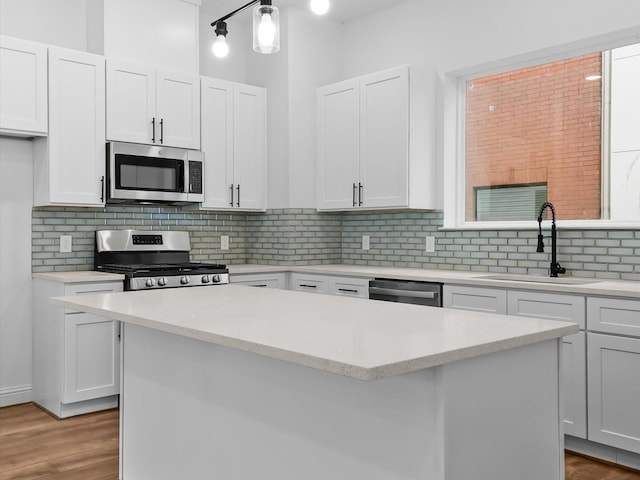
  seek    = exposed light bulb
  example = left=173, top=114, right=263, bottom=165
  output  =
left=212, top=35, right=229, bottom=58
left=253, top=2, right=279, bottom=54
left=310, top=0, right=330, bottom=15
left=258, top=13, right=276, bottom=48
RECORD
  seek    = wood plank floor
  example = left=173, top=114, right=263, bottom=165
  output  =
left=1, top=403, right=639, bottom=479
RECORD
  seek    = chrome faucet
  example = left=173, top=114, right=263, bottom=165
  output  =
left=536, top=202, right=566, bottom=277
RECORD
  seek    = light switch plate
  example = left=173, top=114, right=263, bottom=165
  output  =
left=362, top=235, right=370, bottom=251
left=60, top=235, right=72, bottom=253
left=425, top=236, right=435, bottom=253
left=221, top=235, right=230, bottom=251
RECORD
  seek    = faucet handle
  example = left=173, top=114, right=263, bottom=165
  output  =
left=554, top=263, right=566, bottom=275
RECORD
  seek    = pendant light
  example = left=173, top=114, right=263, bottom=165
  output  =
left=212, top=21, right=229, bottom=58
left=211, top=0, right=327, bottom=58
left=253, top=0, right=280, bottom=54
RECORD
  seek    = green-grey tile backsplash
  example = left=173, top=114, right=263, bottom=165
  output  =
left=32, top=207, right=640, bottom=280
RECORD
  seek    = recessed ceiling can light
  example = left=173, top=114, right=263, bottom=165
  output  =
left=310, top=0, right=330, bottom=15
left=585, top=75, right=602, bottom=81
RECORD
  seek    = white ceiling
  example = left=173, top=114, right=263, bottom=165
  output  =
left=201, top=0, right=405, bottom=24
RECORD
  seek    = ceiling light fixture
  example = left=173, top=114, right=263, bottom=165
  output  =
left=310, top=0, right=330, bottom=15
left=210, top=0, right=280, bottom=58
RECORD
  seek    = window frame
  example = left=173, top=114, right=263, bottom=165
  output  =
left=442, top=28, right=640, bottom=231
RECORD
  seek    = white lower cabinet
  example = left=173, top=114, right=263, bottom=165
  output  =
left=587, top=296, right=640, bottom=455
left=288, top=273, right=370, bottom=298
left=507, top=290, right=587, bottom=439
left=442, top=285, right=507, bottom=313
left=230, top=272, right=287, bottom=289
left=34, top=278, right=122, bottom=418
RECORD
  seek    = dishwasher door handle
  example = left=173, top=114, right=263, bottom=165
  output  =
left=369, top=286, right=438, bottom=299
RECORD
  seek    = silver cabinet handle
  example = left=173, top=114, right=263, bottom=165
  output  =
left=368, top=287, right=437, bottom=299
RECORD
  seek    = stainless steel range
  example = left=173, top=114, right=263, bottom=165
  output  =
left=94, top=230, right=229, bottom=291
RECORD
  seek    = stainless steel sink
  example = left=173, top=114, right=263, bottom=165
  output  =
left=478, top=274, right=599, bottom=285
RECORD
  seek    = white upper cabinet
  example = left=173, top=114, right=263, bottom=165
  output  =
left=201, top=77, right=266, bottom=211
left=106, top=61, right=200, bottom=149
left=317, top=66, right=412, bottom=211
left=0, top=35, right=48, bottom=136
left=33, top=47, right=106, bottom=207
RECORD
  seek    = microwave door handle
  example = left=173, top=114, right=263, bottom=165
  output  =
left=151, top=117, right=156, bottom=143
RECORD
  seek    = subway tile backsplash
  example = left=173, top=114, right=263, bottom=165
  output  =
left=32, top=207, right=640, bottom=280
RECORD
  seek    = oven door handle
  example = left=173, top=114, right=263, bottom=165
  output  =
left=368, top=286, right=437, bottom=299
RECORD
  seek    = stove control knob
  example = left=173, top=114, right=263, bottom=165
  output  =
left=145, top=278, right=155, bottom=288
left=201, top=275, right=210, bottom=284
left=180, top=276, right=190, bottom=285
left=158, top=277, right=168, bottom=287
left=211, top=274, right=221, bottom=284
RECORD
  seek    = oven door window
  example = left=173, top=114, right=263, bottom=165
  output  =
left=115, top=155, right=184, bottom=192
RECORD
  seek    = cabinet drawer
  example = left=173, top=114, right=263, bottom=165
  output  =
left=330, top=277, right=370, bottom=299
left=289, top=273, right=329, bottom=295
left=508, top=290, right=585, bottom=329
left=588, top=297, right=640, bottom=337
left=64, top=281, right=123, bottom=314
left=230, top=273, right=287, bottom=289
left=443, top=285, right=507, bottom=314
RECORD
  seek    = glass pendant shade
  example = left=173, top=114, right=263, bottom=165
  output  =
left=253, top=1, right=280, bottom=54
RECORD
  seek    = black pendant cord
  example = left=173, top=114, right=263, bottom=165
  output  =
left=211, top=0, right=260, bottom=25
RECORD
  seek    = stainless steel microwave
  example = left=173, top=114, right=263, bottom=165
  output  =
left=107, top=142, right=204, bottom=204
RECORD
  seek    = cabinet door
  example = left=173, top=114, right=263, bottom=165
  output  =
left=201, top=77, right=235, bottom=209
left=443, top=285, right=507, bottom=313
left=588, top=333, right=640, bottom=453
left=156, top=69, right=200, bottom=149
left=561, top=331, right=587, bottom=438
left=317, top=79, right=360, bottom=210
left=359, top=66, right=409, bottom=208
left=0, top=35, right=48, bottom=135
left=233, top=84, right=266, bottom=211
left=63, top=313, right=120, bottom=404
left=45, top=47, right=105, bottom=206
left=106, top=61, right=155, bottom=144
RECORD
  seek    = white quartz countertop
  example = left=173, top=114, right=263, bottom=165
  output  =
left=52, top=285, right=577, bottom=381
left=33, top=271, right=125, bottom=283
left=229, top=264, right=640, bottom=299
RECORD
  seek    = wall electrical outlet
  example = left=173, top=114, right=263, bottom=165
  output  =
left=221, top=235, right=230, bottom=251
left=425, top=236, right=435, bottom=253
left=60, top=235, right=72, bottom=253
left=362, top=235, right=370, bottom=251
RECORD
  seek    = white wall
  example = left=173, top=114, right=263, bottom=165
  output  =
left=0, top=138, right=34, bottom=406
left=0, top=0, right=87, bottom=50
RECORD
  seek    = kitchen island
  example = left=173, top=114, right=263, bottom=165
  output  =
left=53, top=284, right=578, bottom=480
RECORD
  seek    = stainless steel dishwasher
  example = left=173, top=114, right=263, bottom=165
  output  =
left=368, top=278, right=443, bottom=307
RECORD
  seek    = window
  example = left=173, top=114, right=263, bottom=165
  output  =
left=458, top=42, right=640, bottom=225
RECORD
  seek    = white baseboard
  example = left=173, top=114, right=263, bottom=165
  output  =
left=0, top=385, right=32, bottom=407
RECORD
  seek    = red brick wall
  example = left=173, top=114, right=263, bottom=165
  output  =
left=465, top=54, right=602, bottom=221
